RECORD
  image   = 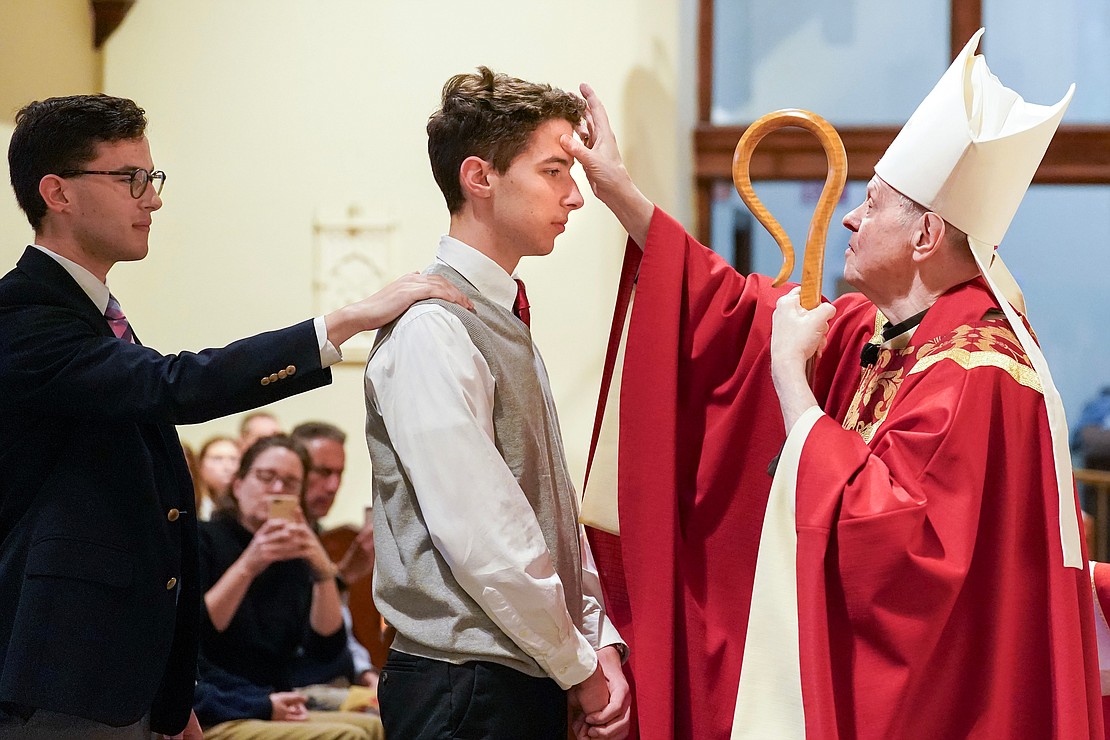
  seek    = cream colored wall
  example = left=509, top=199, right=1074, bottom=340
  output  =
left=1, top=0, right=101, bottom=260
left=0, top=121, right=29, bottom=250
left=8, top=0, right=689, bottom=528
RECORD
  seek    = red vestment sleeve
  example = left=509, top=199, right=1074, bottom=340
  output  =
left=586, top=207, right=789, bottom=739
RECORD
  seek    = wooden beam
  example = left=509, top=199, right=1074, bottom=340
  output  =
left=1038, top=128, right=1110, bottom=184
left=695, top=124, right=897, bottom=182
left=950, top=0, right=982, bottom=58
left=90, top=0, right=136, bottom=48
left=691, top=0, right=1110, bottom=244
left=697, top=0, right=714, bottom=123
left=695, top=124, right=1110, bottom=185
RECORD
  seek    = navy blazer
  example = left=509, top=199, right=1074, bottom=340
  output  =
left=0, top=247, right=331, bottom=734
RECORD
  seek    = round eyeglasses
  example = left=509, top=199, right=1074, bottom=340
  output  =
left=249, top=467, right=304, bottom=493
left=58, top=168, right=167, bottom=199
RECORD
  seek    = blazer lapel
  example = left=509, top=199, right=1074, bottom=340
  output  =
left=17, top=246, right=118, bottom=340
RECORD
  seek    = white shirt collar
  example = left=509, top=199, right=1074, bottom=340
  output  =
left=436, top=235, right=519, bottom=311
left=30, top=244, right=111, bottom=314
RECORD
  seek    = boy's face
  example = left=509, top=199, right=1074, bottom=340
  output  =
left=487, top=118, right=584, bottom=260
left=61, top=137, right=163, bottom=279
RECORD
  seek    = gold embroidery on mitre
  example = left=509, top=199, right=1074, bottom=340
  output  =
left=909, top=324, right=1042, bottom=393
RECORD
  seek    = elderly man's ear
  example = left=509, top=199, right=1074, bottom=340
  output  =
left=910, top=211, right=948, bottom=262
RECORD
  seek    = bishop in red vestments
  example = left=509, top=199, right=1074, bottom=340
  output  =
left=563, top=29, right=1103, bottom=740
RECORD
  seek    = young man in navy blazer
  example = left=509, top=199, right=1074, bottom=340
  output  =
left=0, top=94, right=467, bottom=739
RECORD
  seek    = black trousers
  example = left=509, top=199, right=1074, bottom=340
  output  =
left=378, top=650, right=566, bottom=739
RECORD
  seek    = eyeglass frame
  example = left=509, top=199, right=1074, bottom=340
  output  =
left=57, top=168, right=167, bottom=199
left=247, top=467, right=304, bottom=493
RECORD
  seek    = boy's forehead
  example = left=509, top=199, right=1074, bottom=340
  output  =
left=521, top=119, right=574, bottom=154
left=535, top=118, right=573, bottom=138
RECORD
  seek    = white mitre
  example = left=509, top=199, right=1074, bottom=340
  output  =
left=876, top=27, right=1074, bottom=313
left=878, top=28, right=1082, bottom=568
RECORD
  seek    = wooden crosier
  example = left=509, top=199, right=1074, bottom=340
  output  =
left=732, top=109, right=847, bottom=310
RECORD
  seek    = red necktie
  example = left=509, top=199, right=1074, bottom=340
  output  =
left=104, top=293, right=135, bottom=344
left=513, top=278, right=531, bottom=328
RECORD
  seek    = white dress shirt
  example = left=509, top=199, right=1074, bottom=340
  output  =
left=365, top=235, right=622, bottom=689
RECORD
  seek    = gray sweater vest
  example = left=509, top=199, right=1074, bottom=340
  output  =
left=364, top=263, right=583, bottom=678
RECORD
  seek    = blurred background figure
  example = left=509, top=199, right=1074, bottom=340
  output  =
left=1075, top=387, right=1110, bottom=556
left=195, top=436, right=240, bottom=521
left=193, top=435, right=381, bottom=740
left=239, top=411, right=282, bottom=452
left=1076, top=387, right=1110, bottom=474
left=291, top=421, right=385, bottom=689
left=293, top=422, right=347, bottom=529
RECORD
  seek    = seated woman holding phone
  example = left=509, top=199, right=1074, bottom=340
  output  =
left=193, top=435, right=382, bottom=740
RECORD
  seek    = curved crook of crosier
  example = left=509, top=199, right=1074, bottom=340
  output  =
left=731, top=109, right=847, bottom=310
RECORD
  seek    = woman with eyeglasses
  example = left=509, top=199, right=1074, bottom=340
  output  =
left=193, top=435, right=382, bottom=739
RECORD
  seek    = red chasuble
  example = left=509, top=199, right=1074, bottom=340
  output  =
left=585, top=208, right=791, bottom=738
left=797, top=278, right=1102, bottom=738
left=585, top=207, right=1103, bottom=739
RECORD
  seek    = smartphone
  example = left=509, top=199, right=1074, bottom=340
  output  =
left=267, top=494, right=300, bottom=521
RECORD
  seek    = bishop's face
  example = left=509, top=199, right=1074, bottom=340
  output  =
left=841, top=175, right=918, bottom=303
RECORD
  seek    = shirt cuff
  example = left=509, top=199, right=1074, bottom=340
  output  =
left=596, top=619, right=628, bottom=663
left=543, top=631, right=599, bottom=690
left=314, top=315, right=343, bottom=367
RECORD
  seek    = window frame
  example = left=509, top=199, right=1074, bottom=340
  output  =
left=693, top=0, right=1110, bottom=241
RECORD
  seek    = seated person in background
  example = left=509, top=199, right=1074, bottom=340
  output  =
left=1075, top=386, right=1110, bottom=549
left=289, top=421, right=380, bottom=691
left=195, top=435, right=240, bottom=520
left=239, top=410, right=283, bottom=451
left=193, top=435, right=381, bottom=740
left=1076, top=387, right=1110, bottom=472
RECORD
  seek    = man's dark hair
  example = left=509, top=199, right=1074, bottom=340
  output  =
left=290, top=421, right=347, bottom=446
left=8, top=94, right=148, bottom=231
left=427, top=67, right=585, bottom=214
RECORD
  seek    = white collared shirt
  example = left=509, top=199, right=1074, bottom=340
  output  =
left=30, top=244, right=341, bottom=365
left=365, top=235, right=621, bottom=689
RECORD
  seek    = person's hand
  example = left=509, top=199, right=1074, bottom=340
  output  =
left=577, top=646, right=631, bottom=739
left=337, top=523, right=376, bottom=584
left=280, top=513, right=339, bottom=581
left=240, top=519, right=305, bottom=576
left=357, top=668, right=380, bottom=690
left=559, top=83, right=653, bottom=246
left=559, top=83, right=628, bottom=203
left=771, top=287, right=836, bottom=368
left=770, top=287, right=835, bottom=431
left=325, top=273, right=473, bottom=348
left=158, top=709, right=203, bottom=739
left=270, top=691, right=308, bottom=721
left=569, top=661, right=611, bottom=737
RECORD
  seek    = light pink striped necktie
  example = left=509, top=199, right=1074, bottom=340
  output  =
left=104, top=293, right=135, bottom=344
